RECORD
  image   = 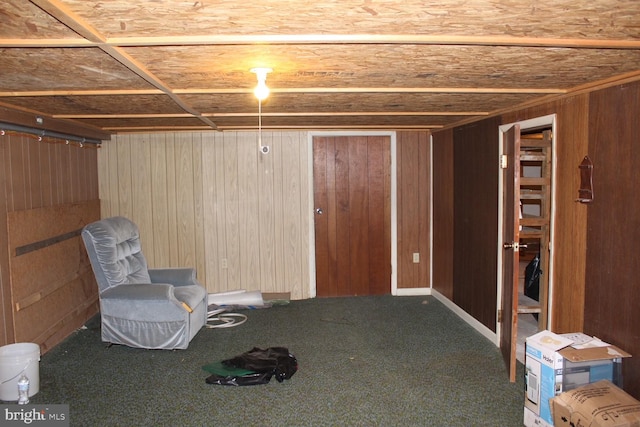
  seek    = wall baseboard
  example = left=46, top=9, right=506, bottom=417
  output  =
left=430, top=288, right=499, bottom=346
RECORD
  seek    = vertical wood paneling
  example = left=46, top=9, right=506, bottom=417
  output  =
left=237, top=132, right=261, bottom=289
left=0, top=135, right=13, bottom=345
left=174, top=133, right=197, bottom=267
left=550, top=97, right=589, bottom=332
left=192, top=133, right=206, bottom=287
left=8, top=136, right=26, bottom=211
left=116, top=135, right=132, bottom=218
left=281, top=132, right=305, bottom=295
left=100, top=131, right=311, bottom=299
left=396, top=131, right=431, bottom=289
left=0, top=131, right=101, bottom=348
left=367, top=136, right=391, bottom=294
left=59, top=144, right=72, bottom=204
left=585, top=82, right=640, bottom=398
left=130, top=136, right=154, bottom=265
left=149, top=133, right=170, bottom=266
left=452, top=117, right=501, bottom=332
left=432, top=129, right=454, bottom=299
left=418, top=132, right=430, bottom=288
left=222, top=133, right=241, bottom=290
left=202, top=132, right=220, bottom=288
left=165, top=136, right=179, bottom=265
left=297, top=132, right=311, bottom=297
left=29, top=138, right=42, bottom=208
left=257, top=132, right=276, bottom=290
left=39, top=142, right=53, bottom=207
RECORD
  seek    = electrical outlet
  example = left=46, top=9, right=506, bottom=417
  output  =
left=412, top=253, right=420, bottom=263
left=221, top=258, right=228, bottom=269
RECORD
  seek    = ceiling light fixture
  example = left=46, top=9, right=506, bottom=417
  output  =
left=251, top=68, right=273, bottom=154
left=251, top=67, right=272, bottom=101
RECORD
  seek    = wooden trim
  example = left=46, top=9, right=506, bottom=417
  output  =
left=106, top=125, right=444, bottom=132
left=0, top=90, right=164, bottom=97
left=1, top=87, right=565, bottom=97
left=175, top=87, right=566, bottom=94
left=55, top=111, right=488, bottom=119
left=5, top=33, right=640, bottom=49
left=436, top=71, right=640, bottom=132
left=15, top=264, right=92, bottom=311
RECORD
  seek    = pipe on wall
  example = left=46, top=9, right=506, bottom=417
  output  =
left=0, top=121, right=102, bottom=145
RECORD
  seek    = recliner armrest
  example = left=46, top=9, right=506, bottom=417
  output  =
left=101, top=283, right=176, bottom=301
left=148, top=268, right=199, bottom=287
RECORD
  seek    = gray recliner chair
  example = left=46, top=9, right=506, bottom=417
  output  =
left=82, top=216, right=207, bottom=350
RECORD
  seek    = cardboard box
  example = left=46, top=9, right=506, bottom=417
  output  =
left=552, top=380, right=640, bottom=427
left=524, top=331, right=631, bottom=427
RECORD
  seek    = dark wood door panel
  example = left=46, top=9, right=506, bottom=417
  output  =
left=313, top=135, right=391, bottom=297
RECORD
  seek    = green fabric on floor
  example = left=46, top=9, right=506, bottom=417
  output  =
left=201, top=360, right=256, bottom=376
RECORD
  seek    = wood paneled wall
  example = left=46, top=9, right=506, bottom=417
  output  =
left=502, top=95, right=590, bottom=333
left=396, top=131, right=430, bottom=289
left=99, top=131, right=312, bottom=299
left=431, top=129, right=454, bottom=299
left=0, top=132, right=99, bottom=349
left=100, top=130, right=432, bottom=298
left=452, top=118, right=501, bottom=332
left=433, top=80, right=640, bottom=397
left=584, top=82, right=640, bottom=397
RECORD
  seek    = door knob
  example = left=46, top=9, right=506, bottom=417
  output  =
left=315, top=208, right=324, bottom=215
left=503, top=242, right=527, bottom=251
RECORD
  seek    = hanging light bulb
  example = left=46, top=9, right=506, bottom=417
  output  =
left=250, top=68, right=273, bottom=155
left=251, top=67, right=272, bottom=101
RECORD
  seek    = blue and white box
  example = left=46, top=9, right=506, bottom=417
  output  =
left=523, top=331, right=631, bottom=427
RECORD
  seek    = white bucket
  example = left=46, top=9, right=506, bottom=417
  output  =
left=0, top=343, right=40, bottom=402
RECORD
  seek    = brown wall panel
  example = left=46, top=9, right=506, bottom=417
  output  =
left=396, top=131, right=430, bottom=289
left=432, top=129, right=454, bottom=299
left=0, top=133, right=13, bottom=345
left=452, top=117, right=501, bottom=332
left=584, top=82, right=640, bottom=398
left=0, top=131, right=100, bottom=350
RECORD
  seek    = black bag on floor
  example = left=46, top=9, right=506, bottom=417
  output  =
left=524, top=253, right=541, bottom=301
left=205, top=347, right=298, bottom=386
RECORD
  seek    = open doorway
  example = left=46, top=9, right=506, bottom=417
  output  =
left=498, top=115, right=556, bottom=370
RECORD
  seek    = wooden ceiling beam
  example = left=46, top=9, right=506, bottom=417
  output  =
left=0, top=90, right=164, bottom=97
left=27, top=0, right=218, bottom=130
left=0, top=87, right=564, bottom=97
left=104, top=125, right=444, bottom=133
left=29, top=0, right=106, bottom=43
left=104, top=34, right=640, bottom=50
left=52, top=111, right=488, bottom=119
left=207, top=112, right=488, bottom=117
left=5, top=33, right=640, bottom=49
left=178, top=87, right=566, bottom=95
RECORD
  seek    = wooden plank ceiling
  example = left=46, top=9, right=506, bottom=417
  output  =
left=1, top=0, right=640, bottom=135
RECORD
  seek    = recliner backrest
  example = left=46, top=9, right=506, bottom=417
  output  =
left=82, top=216, right=152, bottom=294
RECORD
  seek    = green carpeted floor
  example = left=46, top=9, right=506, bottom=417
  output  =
left=29, top=295, right=525, bottom=426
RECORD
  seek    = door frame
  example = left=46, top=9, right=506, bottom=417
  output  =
left=307, top=131, right=397, bottom=298
left=496, top=114, right=557, bottom=344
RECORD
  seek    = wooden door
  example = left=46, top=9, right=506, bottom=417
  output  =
left=500, top=124, right=521, bottom=382
left=313, top=135, right=391, bottom=297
